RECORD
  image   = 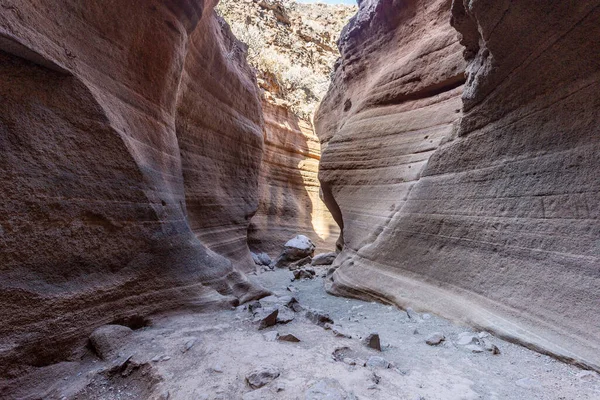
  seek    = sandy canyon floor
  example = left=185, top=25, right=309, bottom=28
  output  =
left=6, top=268, right=600, bottom=400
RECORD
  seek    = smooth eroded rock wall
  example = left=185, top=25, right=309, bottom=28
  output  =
left=0, top=0, right=267, bottom=376
left=316, top=0, right=600, bottom=370
left=249, top=101, right=339, bottom=256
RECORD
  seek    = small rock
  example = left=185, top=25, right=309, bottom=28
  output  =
left=370, top=372, right=381, bottom=384
left=151, top=355, right=162, bottom=362
left=457, top=332, right=480, bottom=346
left=288, top=256, right=313, bottom=270
left=263, top=331, right=279, bottom=342
left=292, top=268, right=316, bottom=281
left=286, top=285, right=299, bottom=293
left=478, top=331, right=490, bottom=339
left=413, top=329, right=420, bottom=335
left=331, top=325, right=353, bottom=339
left=305, top=309, right=334, bottom=327
left=276, top=306, right=295, bottom=324
left=422, top=313, right=432, bottom=320
left=248, top=300, right=262, bottom=313
left=364, top=333, right=381, bottom=351
left=406, top=307, right=420, bottom=321
left=251, top=252, right=272, bottom=266
left=278, top=333, right=301, bottom=343
left=366, top=356, right=390, bottom=369
left=481, top=339, right=500, bottom=354
left=465, top=344, right=485, bottom=353
left=425, top=332, right=445, bottom=346
left=343, top=358, right=356, bottom=366
left=182, top=338, right=196, bottom=353
left=89, top=325, right=133, bottom=360
left=256, top=308, right=279, bottom=330
left=246, top=366, right=280, bottom=389
left=311, top=252, right=337, bottom=266
left=210, top=364, right=224, bottom=373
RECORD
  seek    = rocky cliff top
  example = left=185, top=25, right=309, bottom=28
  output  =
left=217, top=0, right=356, bottom=120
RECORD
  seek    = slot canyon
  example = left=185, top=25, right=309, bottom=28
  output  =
left=0, top=0, right=598, bottom=399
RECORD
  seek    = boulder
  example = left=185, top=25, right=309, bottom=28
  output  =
left=311, top=252, right=337, bottom=266
left=271, top=235, right=316, bottom=268
left=293, top=268, right=316, bottom=281
left=89, top=324, right=133, bottom=360
left=252, top=252, right=272, bottom=266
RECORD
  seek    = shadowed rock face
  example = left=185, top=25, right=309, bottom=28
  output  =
left=249, top=101, right=340, bottom=256
left=0, top=0, right=268, bottom=376
left=316, top=0, right=600, bottom=371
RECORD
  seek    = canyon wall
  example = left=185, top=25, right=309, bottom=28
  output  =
left=0, top=0, right=268, bottom=376
left=316, top=0, right=600, bottom=371
left=249, top=101, right=339, bottom=255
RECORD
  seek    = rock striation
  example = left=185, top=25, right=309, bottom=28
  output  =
left=316, top=0, right=600, bottom=371
left=0, top=0, right=268, bottom=376
left=218, top=0, right=348, bottom=255
left=249, top=101, right=339, bottom=255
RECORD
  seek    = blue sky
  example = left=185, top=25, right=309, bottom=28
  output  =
left=296, top=0, right=357, bottom=4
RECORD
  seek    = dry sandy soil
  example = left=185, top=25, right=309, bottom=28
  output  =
left=4, top=267, right=600, bottom=400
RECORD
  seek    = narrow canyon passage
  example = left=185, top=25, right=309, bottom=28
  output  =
left=1, top=0, right=599, bottom=399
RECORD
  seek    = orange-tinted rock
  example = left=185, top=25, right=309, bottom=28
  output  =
left=317, top=0, right=600, bottom=371
left=249, top=101, right=339, bottom=256
left=0, top=0, right=267, bottom=376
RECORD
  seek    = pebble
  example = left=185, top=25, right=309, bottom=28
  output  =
left=246, top=366, right=281, bottom=389
left=364, top=332, right=381, bottom=351
left=425, top=332, right=445, bottom=346
left=278, top=333, right=301, bottom=342
left=465, top=344, right=485, bottom=353
left=366, top=356, right=390, bottom=369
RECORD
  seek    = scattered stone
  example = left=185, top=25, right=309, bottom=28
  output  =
left=370, top=371, right=382, bottom=384
left=286, top=285, right=299, bottom=293
left=331, top=325, right=353, bottom=339
left=271, top=235, right=315, bottom=269
left=366, top=356, right=390, bottom=369
left=481, top=339, right=501, bottom=354
left=305, top=309, right=334, bottom=327
left=422, top=313, right=432, bottom=320
left=364, top=333, right=381, bottom=351
left=89, top=324, right=133, bottom=360
left=465, top=344, right=485, bottom=353
left=251, top=252, right=272, bottom=266
left=311, top=252, right=337, bottom=266
left=343, top=358, right=356, bottom=366
left=151, top=355, right=162, bottom=362
left=182, top=338, right=197, bottom=353
left=413, top=328, right=420, bottom=335
left=425, top=332, right=445, bottom=346
left=256, top=308, right=279, bottom=330
left=406, top=307, right=420, bottom=321
left=248, top=300, right=262, bottom=313
left=210, top=364, right=224, bottom=373
left=278, top=333, right=301, bottom=343
left=276, top=306, right=296, bottom=324
left=288, top=256, right=313, bottom=270
left=246, top=366, right=281, bottom=389
left=292, top=268, right=316, bottom=281
left=263, top=331, right=279, bottom=342
left=457, top=332, right=480, bottom=346
left=478, top=331, right=490, bottom=339
left=305, top=379, right=348, bottom=400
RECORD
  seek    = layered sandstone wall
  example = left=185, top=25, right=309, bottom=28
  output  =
left=249, top=101, right=339, bottom=256
left=0, top=0, right=267, bottom=376
left=316, top=0, right=600, bottom=370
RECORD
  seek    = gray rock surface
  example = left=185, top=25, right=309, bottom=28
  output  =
left=311, top=252, right=337, bottom=266
left=89, top=325, right=133, bottom=360
left=246, top=365, right=281, bottom=389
